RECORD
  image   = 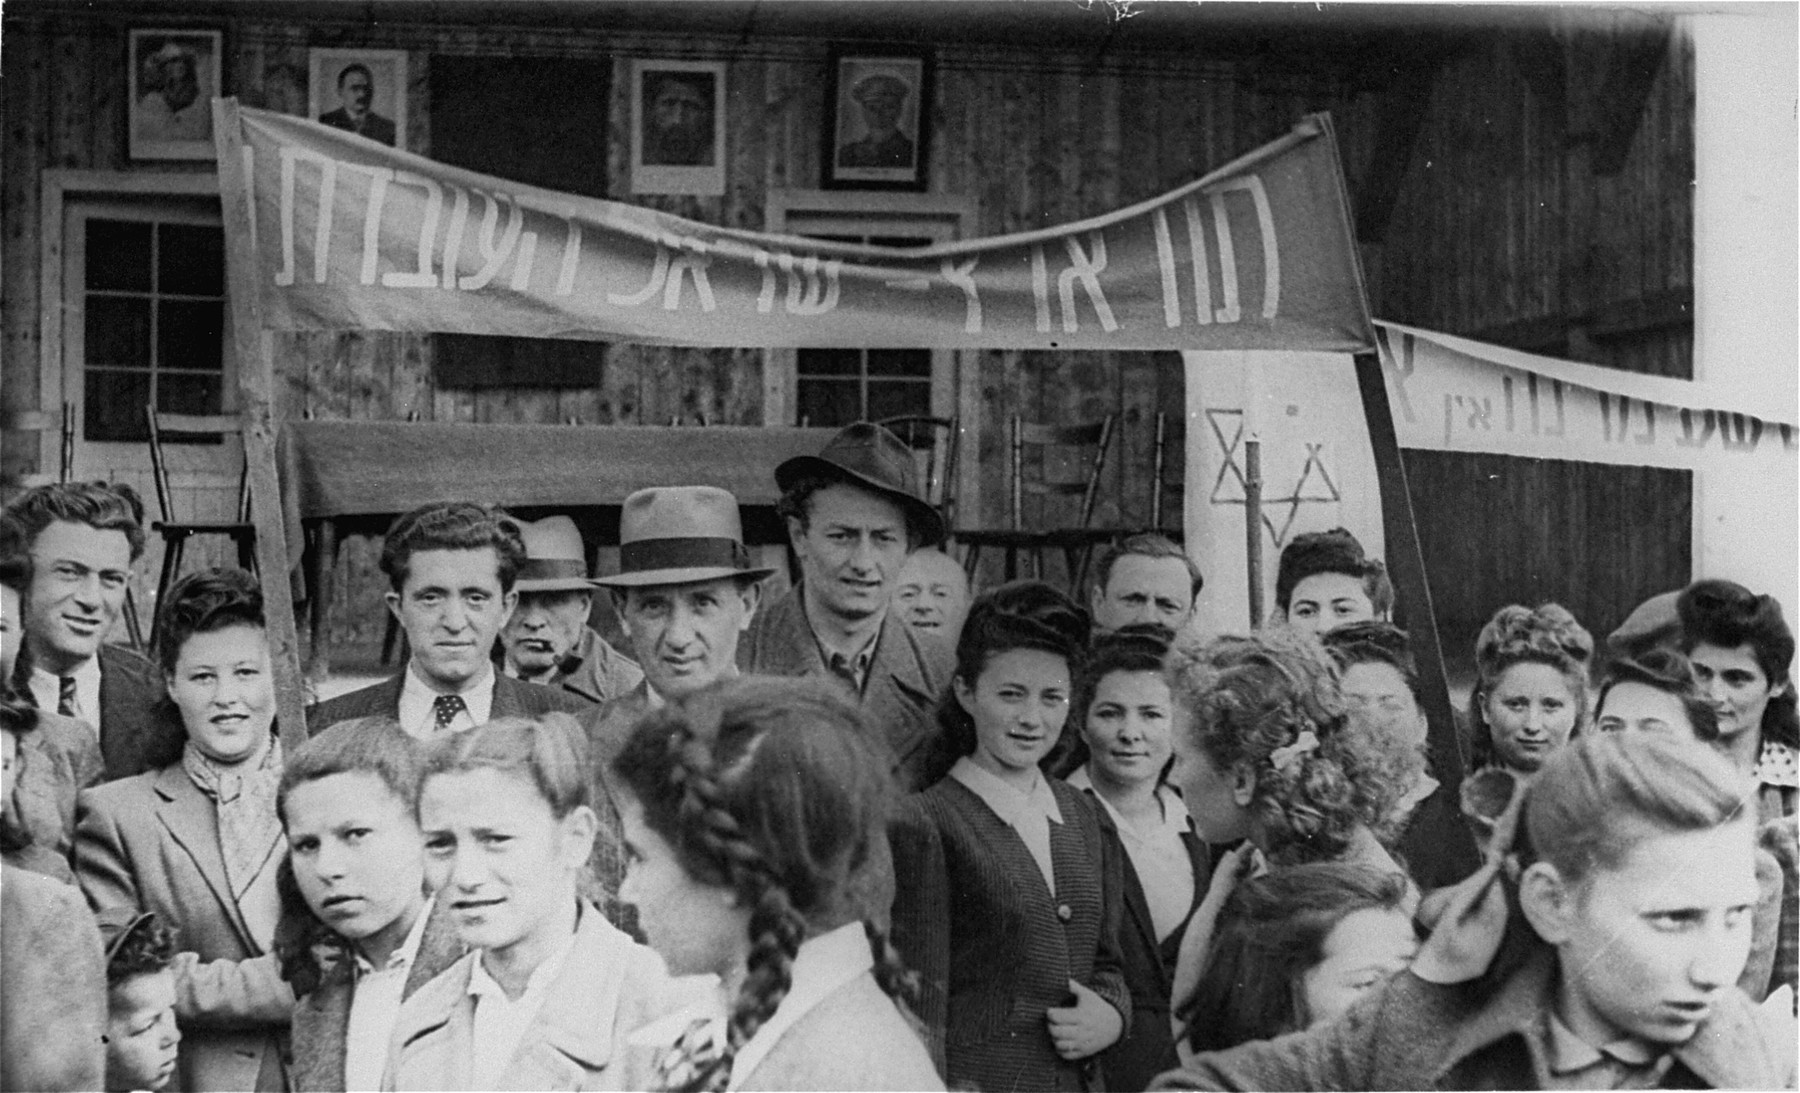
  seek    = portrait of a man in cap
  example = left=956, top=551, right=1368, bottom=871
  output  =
left=838, top=72, right=916, bottom=170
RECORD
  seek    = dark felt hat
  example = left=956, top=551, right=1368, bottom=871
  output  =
left=774, top=422, right=946, bottom=545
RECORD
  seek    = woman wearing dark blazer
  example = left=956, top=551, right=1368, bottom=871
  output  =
left=74, top=569, right=293, bottom=1093
left=891, top=581, right=1130, bottom=1093
left=1057, top=626, right=1209, bottom=1092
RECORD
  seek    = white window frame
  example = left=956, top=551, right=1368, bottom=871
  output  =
left=764, top=188, right=979, bottom=520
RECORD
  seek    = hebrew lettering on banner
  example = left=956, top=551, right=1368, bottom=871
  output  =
left=227, top=103, right=1374, bottom=353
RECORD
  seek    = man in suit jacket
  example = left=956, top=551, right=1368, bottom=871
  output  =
left=1, top=481, right=186, bottom=781
left=307, top=502, right=591, bottom=738
left=740, top=422, right=954, bottom=792
left=317, top=62, right=397, bottom=146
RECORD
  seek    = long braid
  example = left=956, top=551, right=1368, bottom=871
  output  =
left=862, top=919, right=920, bottom=1010
left=662, top=724, right=804, bottom=1093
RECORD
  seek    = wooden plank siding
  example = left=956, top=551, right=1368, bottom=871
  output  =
left=1, top=6, right=1693, bottom=661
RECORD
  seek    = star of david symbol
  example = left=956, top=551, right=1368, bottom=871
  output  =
left=1204, top=408, right=1342, bottom=548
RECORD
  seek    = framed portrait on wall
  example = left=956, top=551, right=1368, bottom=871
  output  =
left=308, top=48, right=407, bottom=147
left=630, top=59, right=726, bottom=195
left=824, top=49, right=930, bottom=191
left=128, top=28, right=223, bottom=160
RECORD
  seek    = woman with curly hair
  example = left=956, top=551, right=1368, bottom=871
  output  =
left=1676, top=579, right=1798, bottom=822
left=609, top=675, right=939, bottom=1092
left=1178, top=861, right=1417, bottom=1056
left=890, top=579, right=1130, bottom=1092
left=387, top=714, right=703, bottom=1091
left=1465, top=603, right=1593, bottom=777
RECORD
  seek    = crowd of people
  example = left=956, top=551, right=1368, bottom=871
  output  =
left=0, top=418, right=1794, bottom=1092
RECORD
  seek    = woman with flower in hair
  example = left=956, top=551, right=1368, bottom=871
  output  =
left=609, top=675, right=940, bottom=1092
left=1156, top=731, right=1794, bottom=1091
left=1465, top=603, right=1593, bottom=778
left=387, top=714, right=702, bottom=1091
left=1161, top=629, right=1418, bottom=1024
left=891, top=579, right=1130, bottom=1092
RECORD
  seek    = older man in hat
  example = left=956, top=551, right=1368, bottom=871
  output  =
left=496, top=515, right=643, bottom=706
left=581, top=486, right=773, bottom=772
left=740, top=421, right=954, bottom=791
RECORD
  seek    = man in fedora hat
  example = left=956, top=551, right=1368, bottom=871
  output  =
left=582, top=486, right=772, bottom=771
left=740, top=421, right=954, bottom=791
left=496, top=515, right=643, bottom=706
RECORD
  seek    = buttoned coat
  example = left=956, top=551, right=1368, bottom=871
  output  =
left=74, top=764, right=294, bottom=1093
left=12, top=643, right=187, bottom=780
left=3, top=708, right=103, bottom=881
left=384, top=905, right=707, bottom=1091
left=1150, top=949, right=1798, bottom=1091
left=304, top=671, right=593, bottom=737
left=890, top=776, right=1132, bottom=1092
left=738, top=584, right=953, bottom=793
left=1082, top=794, right=1209, bottom=1093
left=0, top=861, right=107, bottom=1092
left=287, top=899, right=469, bottom=1093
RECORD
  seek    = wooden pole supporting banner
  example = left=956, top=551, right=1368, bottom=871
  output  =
left=1353, top=350, right=1479, bottom=879
left=211, top=97, right=309, bottom=753
left=1243, top=437, right=1264, bottom=628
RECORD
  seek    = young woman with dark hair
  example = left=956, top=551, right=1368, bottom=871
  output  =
left=890, top=579, right=1130, bottom=1092
left=73, top=567, right=294, bottom=1093
left=610, top=675, right=939, bottom=1091
left=1157, top=731, right=1795, bottom=1090
left=1056, top=624, right=1207, bottom=1091
left=387, top=713, right=701, bottom=1091
left=1179, top=861, right=1416, bottom=1055
left=1676, top=578, right=1798, bottom=821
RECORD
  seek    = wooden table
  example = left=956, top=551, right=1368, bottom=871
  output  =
left=278, top=421, right=837, bottom=675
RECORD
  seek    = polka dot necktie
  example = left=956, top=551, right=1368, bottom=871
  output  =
left=432, top=693, right=467, bottom=732
left=57, top=676, right=79, bottom=719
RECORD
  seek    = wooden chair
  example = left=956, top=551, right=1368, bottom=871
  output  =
left=145, top=407, right=256, bottom=654
left=876, top=414, right=960, bottom=531
left=959, top=414, right=1115, bottom=588
left=1149, top=410, right=1185, bottom=542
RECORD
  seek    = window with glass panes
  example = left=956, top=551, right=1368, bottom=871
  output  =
left=81, top=216, right=226, bottom=442
left=794, top=233, right=933, bottom=427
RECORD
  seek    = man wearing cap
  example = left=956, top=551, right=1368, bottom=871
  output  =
left=740, top=421, right=954, bottom=791
left=582, top=486, right=772, bottom=772
left=496, top=515, right=644, bottom=706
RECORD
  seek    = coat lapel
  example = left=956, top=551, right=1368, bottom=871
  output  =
left=745, top=587, right=818, bottom=677
left=404, top=900, right=469, bottom=999
left=508, top=912, right=624, bottom=1089
left=151, top=765, right=257, bottom=951
left=290, top=978, right=353, bottom=1093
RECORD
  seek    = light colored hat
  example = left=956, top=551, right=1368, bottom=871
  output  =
left=594, top=486, right=775, bottom=589
left=513, top=515, right=598, bottom=593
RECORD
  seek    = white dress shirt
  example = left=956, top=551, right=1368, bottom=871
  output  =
left=949, top=756, right=1064, bottom=890
left=396, top=663, right=495, bottom=739
left=465, top=925, right=578, bottom=1091
left=29, top=659, right=101, bottom=736
left=1068, top=767, right=1195, bottom=942
left=343, top=898, right=434, bottom=1092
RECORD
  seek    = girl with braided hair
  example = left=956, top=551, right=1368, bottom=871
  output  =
left=609, top=674, right=940, bottom=1092
left=385, top=714, right=704, bottom=1091
left=890, top=579, right=1130, bottom=1092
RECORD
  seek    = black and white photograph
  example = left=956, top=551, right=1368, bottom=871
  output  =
left=2, top=4, right=1797, bottom=1093
left=308, top=47, right=407, bottom=147
left=127, top=28, right=221, bottom=159
left=826, top=50, right=930, bottom=190
left=630, top=58, right=725, bottom=195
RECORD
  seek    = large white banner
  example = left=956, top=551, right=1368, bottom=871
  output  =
left=1184, top=324, right=1798, bottom=633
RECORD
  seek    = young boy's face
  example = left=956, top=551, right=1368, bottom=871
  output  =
left=285, top=771, right=427, bottom=955
left=106, top=970, right=180, bottom=1092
